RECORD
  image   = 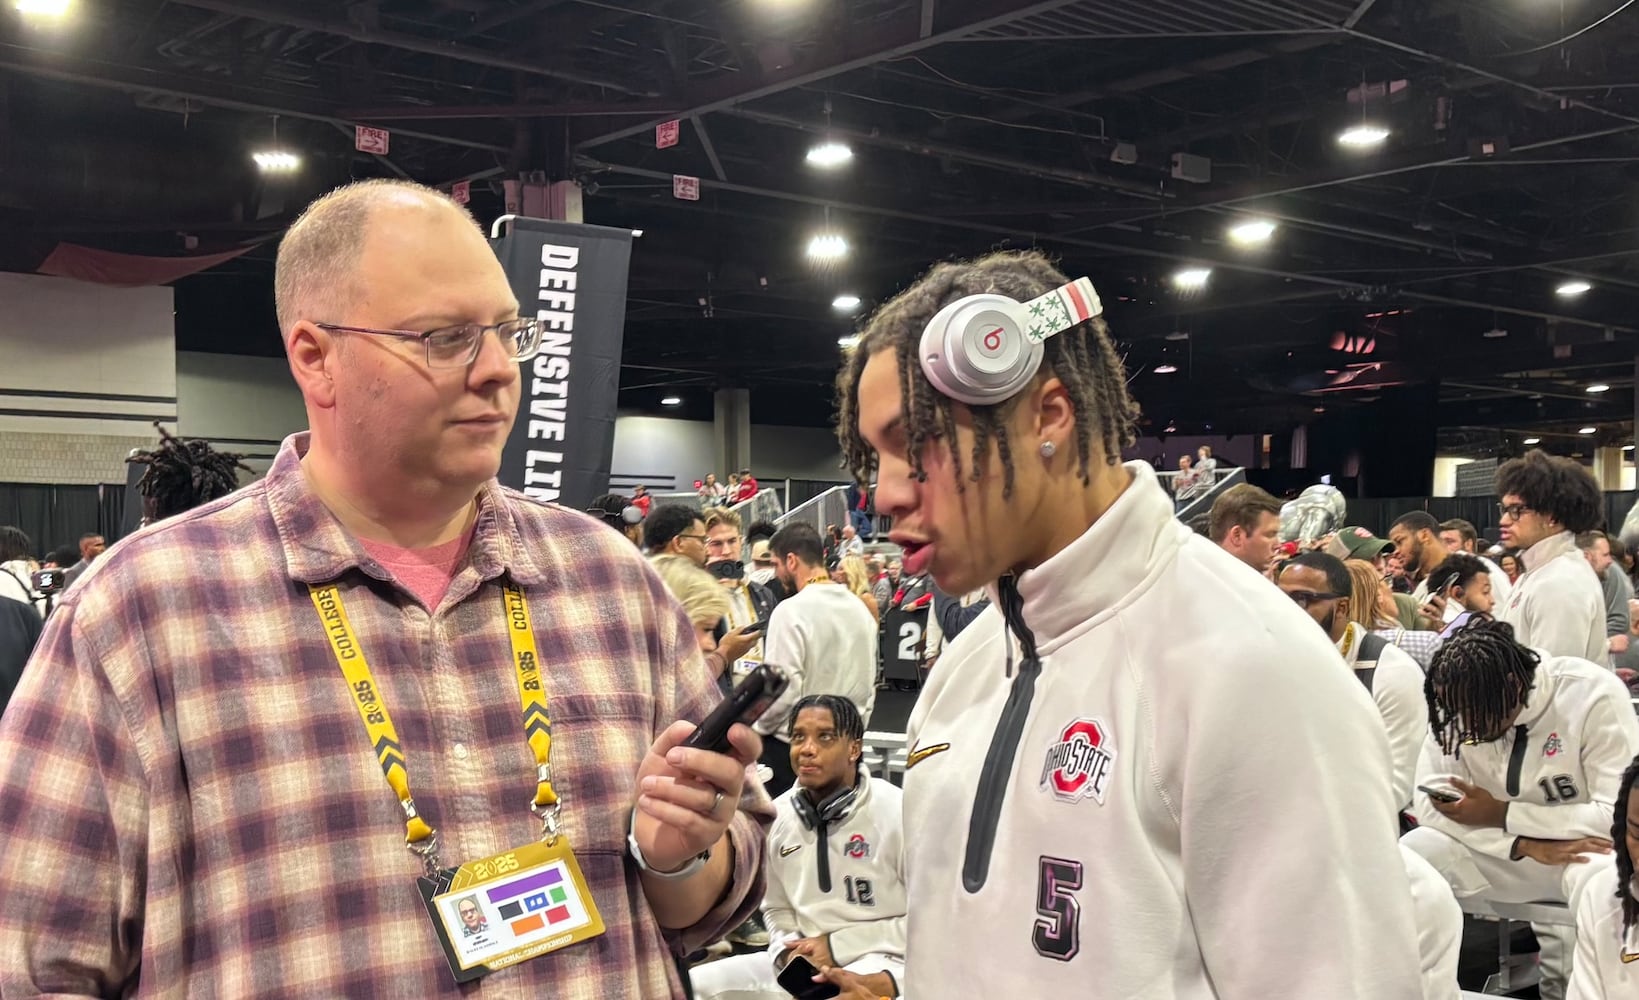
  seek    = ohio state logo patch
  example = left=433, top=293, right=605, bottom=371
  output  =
left=1544, top=732, right=1564, bottom=758
left=1039, top=718, right=1117, bottom=805
left=845, top=834, right=870, bottom=859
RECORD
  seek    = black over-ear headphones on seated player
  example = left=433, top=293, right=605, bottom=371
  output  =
left=792, top=783, right=859, bottom=830
left=918, top=276, right=1103, bottom=406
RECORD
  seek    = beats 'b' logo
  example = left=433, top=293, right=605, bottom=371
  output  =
left=981, top=327, right=1004, bottom=353
left=1039, top=718, right=1117, bottom=805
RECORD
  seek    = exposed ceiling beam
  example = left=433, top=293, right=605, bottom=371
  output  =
left=1060, top=121, right=1639, bottom=236
left=719, top=107, right=1167, bottom=200
left=690, top=115, right=728, bottom=182
left=334, top=100, right=676, bottom=121
left=0, top=43, right=512, bottom=153
left=165, top=0, right=656, bottom=96
left=1403, top=291, right=1639, bottom=334
left=579, top=157, right=1367, bottom=289
left=582, top=159, right=1636, bottom=334
left=987, top=34, right=1339, bottom=124
left=1346, top=25, right=1639, bottom=129
left=575, top=0, right=1091, bottom=149
left=1342, top=0, right=1379, bottom=30
left=458, top=0, right=576, bottom=39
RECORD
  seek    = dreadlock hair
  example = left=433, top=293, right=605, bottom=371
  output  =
left=835, top=250, right=1139, bottom=498
left=1425, top=616, right=1540, bottom=758
left=788, top=693, right=866, bottom=744
left=0, top=526, right=33, bottom=564
left=1612, top=755, right=1639, bottom=937
left=126, top=423, right=252, bottom=522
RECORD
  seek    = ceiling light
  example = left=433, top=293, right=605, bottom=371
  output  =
left=1580, top=426, right=1597, bottom=435
left=1626, top=445, right=1635, bottom=452
left=661, top=396, right=682, bottom=406
left=252, top=150, right=300, bottom=172
left=1482, top=327, right=1508, bottom=339
left=1557, top=280, right=1592, bottom=297
left=1164, top=331, right=1190, bottom=341
left=1313, top=406, right=1327, bottom=414
left=1523, top=437, right=1541, bottom=445
left=837, top=335, right=860, bottom=349
left=806, top=141, right=853, bottom=169
left=1338, top=124, right=1390, bottom=148
left=806, top=232, right=849, bottom=260
left=16, top=0, right=69, bottom=13
left=1152, top=364, right=1178, bottom=374
left=832, top=294, right=861, bottom=311
left=1172, top=268, right=1211, bottom=291
left=1587, top=383, right=1611, bottom=394
left=1164, top=422, right=1177, bottom=433
left=1227, top=219, right=1277, bottom=245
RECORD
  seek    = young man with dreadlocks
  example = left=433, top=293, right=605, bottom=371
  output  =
left=690, top=695, right=906, bottom=1000
left=1566, top=755, right=1639, bottom=997
left=1405, top=617, right=1639, bottom=1000
left=1495, top=449, right=1608, bottom=665
left=127, top=424, right=253, bottom=526
left=840, top=249, right=1422, bottom=997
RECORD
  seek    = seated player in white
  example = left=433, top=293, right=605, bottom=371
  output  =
left=690, top=695, right=906, bottom=1000
left=1568, top=755, right=1639, bottom=998
left=1404, top=617, right=1639, bottom=1000
left=1272, top=552, right=1460, bottom=997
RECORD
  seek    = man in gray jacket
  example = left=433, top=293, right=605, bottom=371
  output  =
left=1579, top=531, right=1638, bottom=671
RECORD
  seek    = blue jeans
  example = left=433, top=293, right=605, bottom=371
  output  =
left=850, top=510, right=873, bottom=537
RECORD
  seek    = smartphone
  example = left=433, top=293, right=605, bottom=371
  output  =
left=738, top=617, right=772, bottom=636
left=1417, top=784, right=1462, bottom=804
left=683, top=662, right=789, bottom=754
left=776, top=954, right=840, bottom=1000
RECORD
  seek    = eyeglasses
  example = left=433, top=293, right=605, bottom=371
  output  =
left=314, top=318, right=543, bottom=368
left=1285, top=589, right=1341, bottom=609
left=1497, top=503, right=1534, bottom=521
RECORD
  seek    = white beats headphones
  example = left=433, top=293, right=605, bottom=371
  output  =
left=918, top=277, right=1103, bottom=406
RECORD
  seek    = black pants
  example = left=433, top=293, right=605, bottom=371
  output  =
left=759, top=736, right=796, bottom=798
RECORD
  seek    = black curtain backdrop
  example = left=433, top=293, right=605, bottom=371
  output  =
left=0, top=483, right=127, bottom=559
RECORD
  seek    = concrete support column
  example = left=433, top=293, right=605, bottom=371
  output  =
left=714, top=388, right=751, bottom=481
left=1593, top=446, right=1625, bottom=490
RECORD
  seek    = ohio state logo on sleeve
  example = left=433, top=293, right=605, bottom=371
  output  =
left=1039, top=718, right=1117, bottom=805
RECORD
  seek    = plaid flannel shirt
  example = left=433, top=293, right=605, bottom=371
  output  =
left=0, top=433, right=772, bottom=998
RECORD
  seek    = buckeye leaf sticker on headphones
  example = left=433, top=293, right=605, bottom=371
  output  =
left=1022, top=277, right=1102, bottom=344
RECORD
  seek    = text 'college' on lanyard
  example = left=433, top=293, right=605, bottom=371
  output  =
left=310, top=581, right=559, bottom=875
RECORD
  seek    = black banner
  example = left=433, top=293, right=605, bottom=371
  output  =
left=491, top=217, right=633, bottom=509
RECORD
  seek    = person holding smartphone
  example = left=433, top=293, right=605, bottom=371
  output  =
left=1405, top=617, right=1639, bottom=999
left=690, top=695, right=906, bottom=1000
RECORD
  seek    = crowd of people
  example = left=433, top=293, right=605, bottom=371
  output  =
left=695, top=470, right=761, bottom=505
left=10, top=179, right=1639, bottom=999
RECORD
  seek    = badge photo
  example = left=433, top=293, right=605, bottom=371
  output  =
left=422, top=839, right=606, bottom=982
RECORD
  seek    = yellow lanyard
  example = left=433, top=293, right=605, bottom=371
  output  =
left=310, top=582, right=559, bottom=872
